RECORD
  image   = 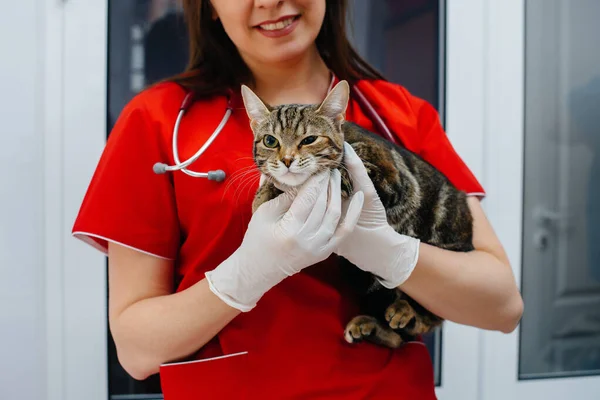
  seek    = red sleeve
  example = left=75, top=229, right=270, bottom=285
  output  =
left=71, top=92, right=180, bottom=259
left=406, top=91, right=486, bottom=198
left=356, top=79, right=485, bottom=198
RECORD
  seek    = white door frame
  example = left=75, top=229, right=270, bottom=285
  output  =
left=476, top=0, right=527, bottom=396
left=45, top=0, right=108, bottom=400
left=436, top=0, right=488, bottom=399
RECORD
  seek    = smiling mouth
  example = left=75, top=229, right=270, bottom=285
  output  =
left=256, top=15, right=300, bottom=31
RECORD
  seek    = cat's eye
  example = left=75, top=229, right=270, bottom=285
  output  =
left=300, top=136, right=318, bottom=146
left=263, top=135, right=279, bottom=148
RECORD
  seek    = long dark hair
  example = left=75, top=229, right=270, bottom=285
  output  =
left=166, top=0, right=386, bottom=98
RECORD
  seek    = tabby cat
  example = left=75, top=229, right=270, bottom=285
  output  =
left=240, top=80, right=474, bottom=349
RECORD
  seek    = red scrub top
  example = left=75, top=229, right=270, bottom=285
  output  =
left=72, top=77, right=485, bottom=399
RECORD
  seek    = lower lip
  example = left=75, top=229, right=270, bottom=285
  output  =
left=256, top=17, right=300, bottom=39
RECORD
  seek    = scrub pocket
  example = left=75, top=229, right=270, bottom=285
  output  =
left=160, top=351, right=250, bottom=399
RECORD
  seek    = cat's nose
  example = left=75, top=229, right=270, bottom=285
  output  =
left=282, top=158, right=293, bottom=168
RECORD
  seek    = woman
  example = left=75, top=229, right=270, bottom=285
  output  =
left=72, top=0, right=523, bottom=398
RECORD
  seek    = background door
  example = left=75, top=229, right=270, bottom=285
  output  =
left=482, top=0, right=600, bottom=398
left=520, top=0, right=600, bottom=380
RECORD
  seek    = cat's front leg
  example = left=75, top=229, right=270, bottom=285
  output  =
left=252, top=181, right=282, bottom=213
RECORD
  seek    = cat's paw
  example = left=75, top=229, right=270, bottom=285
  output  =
left=385, top=299, right=416, bottom=330
left=385, top=299, right=439, bottom=335
left=344, top=315, right=377, bottom=344
left=345, top=315, right=404, bottom=348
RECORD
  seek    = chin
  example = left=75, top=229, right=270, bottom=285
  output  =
left=260, top=49, right=308, bottom=66
left=274, top=171, right=310, bottom=187
left=259, top=38, right=318, bottom=65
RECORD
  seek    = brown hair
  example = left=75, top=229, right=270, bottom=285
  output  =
left=167, top=0, right=386, bottom=99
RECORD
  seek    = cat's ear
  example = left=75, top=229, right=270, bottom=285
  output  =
left=316, top=80, right=350, bottom=121
left=241, top=85, right=271, bottom=125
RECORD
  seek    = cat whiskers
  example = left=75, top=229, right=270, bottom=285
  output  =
left=233, top=172, right=261, bottom=208
left=234, top=156, right=258, bottom=162
left=223, top=163, right=258, bottom=187
left=222, top=164, right=260, bottom=201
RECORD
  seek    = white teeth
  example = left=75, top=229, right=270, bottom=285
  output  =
left=260, top=17, right=295, bottom=31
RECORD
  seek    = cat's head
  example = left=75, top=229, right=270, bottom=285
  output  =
left=241, top=80, right=350, bottom=188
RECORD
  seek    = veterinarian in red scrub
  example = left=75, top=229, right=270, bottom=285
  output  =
left=72, top=1, right=523, bottom=398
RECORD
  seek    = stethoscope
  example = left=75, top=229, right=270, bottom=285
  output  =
left=152, top=82, right=400, bottom=183
left=153, top=91, right=231, bottom=181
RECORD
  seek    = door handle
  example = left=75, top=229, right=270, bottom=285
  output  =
left=532, top=205, right=568, bottom=251
left=533, top=229, right=550, bottom=250
left=533, top=205, right=564, bottom=226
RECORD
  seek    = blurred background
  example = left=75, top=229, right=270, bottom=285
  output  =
left=1, top=0, right=599, bottom=399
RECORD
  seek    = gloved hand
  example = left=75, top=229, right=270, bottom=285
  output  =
left=206, top=169, right=365, bottom=312
left=336, top=142, right=420, bottom=289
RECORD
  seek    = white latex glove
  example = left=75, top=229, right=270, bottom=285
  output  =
left=336, top=142, right=420, bottom=289
left=206, top=169, right=365, bottom=312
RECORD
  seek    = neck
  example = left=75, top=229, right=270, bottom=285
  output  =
left=243, top=46, right=332, bottom=106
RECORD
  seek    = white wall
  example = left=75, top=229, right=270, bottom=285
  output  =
left=0, top=0, right=46, bottom=399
